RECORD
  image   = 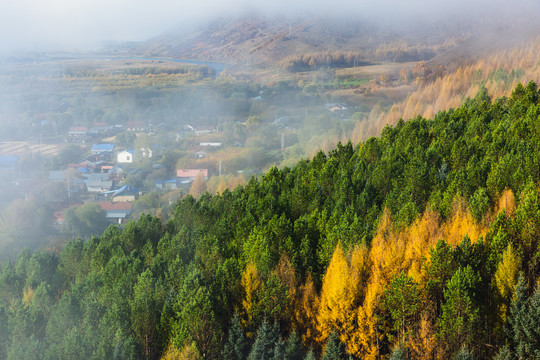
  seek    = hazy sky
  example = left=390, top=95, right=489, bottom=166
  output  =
left=0, top=0, right=536, bottom=52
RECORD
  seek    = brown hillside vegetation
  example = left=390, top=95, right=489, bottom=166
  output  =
left=351, top=36, right=540, bottom=142
left=138, top=15, right=462, bottom=66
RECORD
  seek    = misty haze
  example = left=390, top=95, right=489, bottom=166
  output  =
left=1, top=0, right=540, bottom=359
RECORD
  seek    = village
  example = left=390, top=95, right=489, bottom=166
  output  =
left=0, top=87, right=354, bottom=240
left=0, top=118, right=229, bottom=237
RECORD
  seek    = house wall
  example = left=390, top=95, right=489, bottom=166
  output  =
left=112, top=195, right=136, bottom=203
left=117, top=152, right=133, bottom=163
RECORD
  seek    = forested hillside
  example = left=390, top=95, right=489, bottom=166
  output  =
left=3, top=82, right=540, bottom=359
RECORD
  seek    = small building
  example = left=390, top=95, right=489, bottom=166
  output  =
left=91, top=144, right=115, bottom=161
left=117, top=149, right=135, bottom=163
left=102, top=184, right=138, bottom=203
left=86, top=173, right=113, bottom=193
left=185, top=124, right=216, bottom=135
left=125, top=121, right=146, bottom=132
left=89, top=122, right=113, bottom=136
left=177, top=169, right=208, bottom=184
left=98, top=201, right=132, bottom=224
left=155, top=179, right=179, bottom=190
left=68, top=127, right=88, bottom=138
left=91, top=144, right=115, bottom=155
left=199, top=142, right=222, bottom=147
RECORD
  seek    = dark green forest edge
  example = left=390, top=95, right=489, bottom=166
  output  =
left=3, top=82, right=540, bottom=360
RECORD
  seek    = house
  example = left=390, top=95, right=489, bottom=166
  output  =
left=91, top=144, right=115, bottom=161
left=177, top=169, right=208, bottom=184
left=102, top=184, right=138, bottom=203
left=68, top=127, right=88, bottom=138
left=125, top=121, right=146, bottom=132
left=86, top=173, right=113, bottom=193
left=199, top=142, right=222, bottom=148
left=117, top=149, right=135, bottom=163
left=155, top=179, right=179, bottom=190
left=88, top=122, right=113, bottom=136
left=91, top=144, right=115, bottom=155
left=190, top=151, right=208, bottom=159
left=98, top=201, right=132, bottom=224
left=106, top=166, right=125, bottom=182
left=185, top=124, right=216, bottom=135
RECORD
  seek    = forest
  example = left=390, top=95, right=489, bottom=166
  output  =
left=2, top=82, right=540, bottom=360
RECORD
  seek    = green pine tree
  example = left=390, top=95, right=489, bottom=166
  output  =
left=273, top=337, right=286, bottom=360
left=493, top=345, right=513, bottom=360
left=222, top=312, right=248, bottom=360
left=454, top=345, right=473, bottom=360
left=285, top=330, right=303, bottom=360
left=388, top=345, right=406, bottom=360
left=247, top=320, right=278, bottom=360
left=322, top=331, right=346, bottom=360
left=304, top=349, right=316, bottom=360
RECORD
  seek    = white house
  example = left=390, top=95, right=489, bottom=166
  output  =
left=117, top=150, right=134, bottom=163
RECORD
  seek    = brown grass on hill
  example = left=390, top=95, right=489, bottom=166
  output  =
left=351, top=36, right=540, bottom=142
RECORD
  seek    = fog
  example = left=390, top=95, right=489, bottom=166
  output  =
left=1, top=0, right=539, bottom=52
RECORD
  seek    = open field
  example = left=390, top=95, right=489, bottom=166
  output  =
left=0, top=141, right=64, bottom=157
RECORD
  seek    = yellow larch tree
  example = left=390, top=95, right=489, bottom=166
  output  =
left=241, top=262, right=262, bottom=336
left=494, top=244, right=520, bottom=322
left=272, top=254, right=298, bottom=333
left=496, top=188, right=516, bottom=217
left=189, top=173, right=207, bottom=199
left=403, top=208, right=443, bottom=281
left=294, top=274, right=319, bottom=349
left=442, top=196, right=488, bottom=246
left=316, top=242, right=357, bottom=349
left=349, top=210, right=402, bottom=359
left=351, top=279, right=384, bottom=360
left=349, top=244, right=371, bottom=304
left=408, top=311, right=437, bottom=360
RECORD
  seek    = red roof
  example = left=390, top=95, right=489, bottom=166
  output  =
left=98, top=202, right=132, bottom=211
left=177, top=169, right=208, bottom=178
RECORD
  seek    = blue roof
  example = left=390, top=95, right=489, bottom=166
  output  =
left=155, top=179, right=178, bottom=184
left=101, top=184, right=138, bottom=197
left=92, top=144, right=114, bottom=152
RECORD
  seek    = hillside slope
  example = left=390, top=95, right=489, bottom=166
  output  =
left=2, top=83, right=540, bottom=359
left=136, top=14, right=470, bottom=66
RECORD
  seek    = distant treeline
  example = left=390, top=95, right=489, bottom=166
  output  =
left=280, top=46, right=436, bottom=72
left=122, top=65, right=216, bottom=77
left=280, top=51, right=370, bottom=72
left=62, top=65, right=215, bottom=78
